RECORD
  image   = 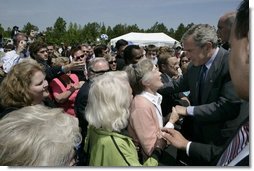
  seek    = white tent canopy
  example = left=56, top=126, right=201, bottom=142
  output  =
left=110, top=32, right=178, bottom=47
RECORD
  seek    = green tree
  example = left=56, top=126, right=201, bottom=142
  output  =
left=106, top=26, right=113, bottom=42
left=111, top=24, right=128, bottom=39
left=168, top=28, right=175, bottom=39
left=0, top=24, right=4, bottom=34
left=81, top=22, right=101, bottom=44
left=53, top=17, right=67, bottom=44
left=174, top=23, right=188, bottom=41
left=44, top=27, right=55, bottom=44
left=66, top=22, right=82, bottom=46
left=126, top=24, right=140, bottom=33
left=186, top=23, right=195, bottom=30
left=147, top=22, right=168, bottom=33
left=100, top=23, right=107, bottom=35
left=21, top=22, right=39, bottom=35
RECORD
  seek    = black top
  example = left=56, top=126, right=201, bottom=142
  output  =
left=74, top=79, right=92, bottom=137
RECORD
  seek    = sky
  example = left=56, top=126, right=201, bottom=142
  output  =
left=0, top=0, right=245, bottom=32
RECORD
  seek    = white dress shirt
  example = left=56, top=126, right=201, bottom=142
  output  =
left=140, top=91, right=163, bottom=127
left=1, top=50, right=28, bottom=73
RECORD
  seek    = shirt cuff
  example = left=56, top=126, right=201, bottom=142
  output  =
left=164, top=122, right=174, bottom=129
left=186, top=141, right=192, bottom=156
left=186, top=106, right=194, bottom=116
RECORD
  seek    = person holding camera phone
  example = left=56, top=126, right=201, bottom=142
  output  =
left=1, top=32, right=30, bottom=74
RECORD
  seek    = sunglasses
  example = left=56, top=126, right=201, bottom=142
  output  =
left=75, top=54, right=85, bottom=60
left=90, top=69, right=110, bottom=74
left=108, top=60, right=117, bottom=64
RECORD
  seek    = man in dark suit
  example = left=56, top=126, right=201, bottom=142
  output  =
left=158, top=24, right=242, bottom=165
left=74, top=57, right=109, bottom=165
left=115, top=39, right=128, bottom=70
left=161, top=0, right=249, bottom=166
left=217, top=11, right=236, bottom=51
left=74, top=57, right=110, bottom=138
left=157, top=52, right=189, bottom=117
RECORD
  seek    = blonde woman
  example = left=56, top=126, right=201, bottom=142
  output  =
left=0, top=59, right=54, bottom=119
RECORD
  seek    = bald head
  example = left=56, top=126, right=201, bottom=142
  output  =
left=88, top=57, right=110, bottom=79
left=217, top=12, right=236, bottom=43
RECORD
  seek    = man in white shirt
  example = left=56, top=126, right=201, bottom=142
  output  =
left=1, top=32, right=30, bottom=73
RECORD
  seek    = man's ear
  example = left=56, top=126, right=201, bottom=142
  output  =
left=207, top=41, right=213, bottom=50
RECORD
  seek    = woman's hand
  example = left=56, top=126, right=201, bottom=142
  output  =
left=169, top=107, right=180, bottom=124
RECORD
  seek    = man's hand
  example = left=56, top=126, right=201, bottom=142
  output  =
left=175, top=105, right=187, bottom=116
left=161, top=128, right=189, bottom=150
left=64, top=61, right=85, bottom=72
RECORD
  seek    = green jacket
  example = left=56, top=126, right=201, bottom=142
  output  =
left=84, top=125, right=158, bottom=166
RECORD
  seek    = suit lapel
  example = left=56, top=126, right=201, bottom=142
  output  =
left=202, top=48, right=225, bottom=103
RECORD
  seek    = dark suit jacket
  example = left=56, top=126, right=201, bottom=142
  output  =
left=74, top=79, right=92, bottom=138
left=36, top=59, right=64, bottom=83
left=159, top=47, right=242, bottom=166
left=187, top=102, right=249, bottom=166
left=160, top=47, right=241, bottom=145
left=159, top=73, right=189, bottom=117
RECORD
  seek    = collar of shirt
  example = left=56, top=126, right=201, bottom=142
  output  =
left=140, top=91, right=163, bottom=127
left=140, top=91, right=162, bottom=106
left=204, top=47, right=219, bottom=70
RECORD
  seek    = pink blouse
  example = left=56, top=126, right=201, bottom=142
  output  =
left=50, top=73, right=79, bottom=116
left=128, top=95, right=161, bottom=156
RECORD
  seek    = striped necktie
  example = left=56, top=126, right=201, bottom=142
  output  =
left=217, top=121, right=249, bottom=166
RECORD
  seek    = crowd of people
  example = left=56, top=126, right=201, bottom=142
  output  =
left=0, top=0, right=249, bottom=166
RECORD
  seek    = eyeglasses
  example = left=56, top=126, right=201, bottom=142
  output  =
left=108, top=60, right=117, bottom=64
left=38, top=50, right=48, bottom=54
left=90, top=69, right=110, bottom=74
left=75, top=54, right=85, bottom=60
left=181, top=60, right=189, bottom=63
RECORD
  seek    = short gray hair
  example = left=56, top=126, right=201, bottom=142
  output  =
left=124, top=58, right=154, bottom=95
left=87, top=57, right=109, bottom=79
left=181, top=24, right=218, bottom=48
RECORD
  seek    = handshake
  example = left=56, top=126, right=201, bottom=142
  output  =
left=156, top=105, right=189, bottom=151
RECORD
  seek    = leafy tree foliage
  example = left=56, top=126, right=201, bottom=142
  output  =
left=21, top=22, right=39, bottom=35
left=147, top=22, right=168, bottom=34
left=53, top=17, right=67, bottom=44
left=1, top=17, right=196, bottom=46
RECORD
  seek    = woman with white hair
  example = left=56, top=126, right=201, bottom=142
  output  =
left=84, top=71, right=166, bottom=166
left=0, top=104, right=81, bottom=166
